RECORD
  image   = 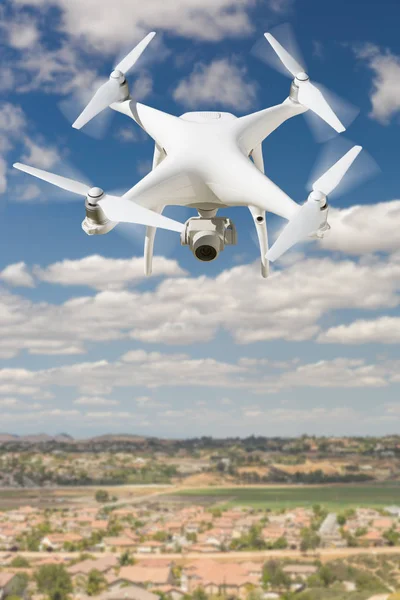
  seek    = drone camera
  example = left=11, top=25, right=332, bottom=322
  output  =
left=181, top=216, right=237, bottom=262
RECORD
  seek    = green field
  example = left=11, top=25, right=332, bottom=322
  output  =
left=170, top=485, right=400, bottom=510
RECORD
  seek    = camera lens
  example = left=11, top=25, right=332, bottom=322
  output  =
left=195, top=245, right=217, bottom=261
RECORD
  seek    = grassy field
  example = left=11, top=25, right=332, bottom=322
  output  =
left=169, top=484, right=400, bottom=510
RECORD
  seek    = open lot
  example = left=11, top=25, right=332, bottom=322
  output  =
left=166, top=484, right=400, bottom=510
left=0, top=484, right=170, bottom=510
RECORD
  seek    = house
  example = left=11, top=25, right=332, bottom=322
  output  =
left=181, top=560, right=260, bottom=599
left=69, top=556, right=119, bottom=587
left=136, top=541, right=164, bottom=554
left=74, top=586, right=160, bottom=600
left=40, top=533, right=83, bottom=551
left=0, top=573, right=19, bottom=600
left=102, top=537, right=138, bottom=552
left=108, top=566, right=173, bottom=589
left=153, top=586, right=185, bottom=600
left=358, top=530, right=385, bottom=547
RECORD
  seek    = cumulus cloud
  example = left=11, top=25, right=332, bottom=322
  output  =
left=0, top=351, right=398, bottom=400
left=21, top=138, right=61, bottom=170
left=353, top=43, right=400, bottom=124
left=11, top=0, right=257, bottom=50
left=0, top=103, right=62, bottom=194
left=173, top=58, right=258, bottom=110
left=35, top=255, right=187, bottom=290
left=2, top=247, right=400, bottom=358
left=73, top=396, right=120, bottom=406
left=318, top=202, right=400, bottom=255
left=318, top=316, right=400, bottom=345
left=0, top=262, right=35, bottom=287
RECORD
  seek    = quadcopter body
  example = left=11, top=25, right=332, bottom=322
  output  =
left=14, top=31, right=362, bottom=278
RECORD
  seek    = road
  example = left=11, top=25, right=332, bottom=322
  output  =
left=2, top=546, right=400, bottom=564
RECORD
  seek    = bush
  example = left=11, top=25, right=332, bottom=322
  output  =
left=95, top=490, right=109, bottom=503
left=35, top=564, right=73, bottom=600
left=10, top=556, right=30, bottom=568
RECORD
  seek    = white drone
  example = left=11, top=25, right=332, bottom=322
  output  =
left=13, top=31, right=362, bottom=278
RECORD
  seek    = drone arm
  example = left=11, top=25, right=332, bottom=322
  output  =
left=235, top=98, right=307, bottom=155
left=110, top=100, right=182, bottom=150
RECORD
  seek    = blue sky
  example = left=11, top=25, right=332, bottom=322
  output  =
left=1, top=0, right=400, bottom=438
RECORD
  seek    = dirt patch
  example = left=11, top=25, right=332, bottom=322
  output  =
left=272, top=461, right=344, bottom=475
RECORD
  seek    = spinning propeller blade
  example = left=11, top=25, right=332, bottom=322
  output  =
left=72, top=32, right=155, bottom=130
left=266, top=201, right=322, bottom=263
left=13, top=163, right=89, bottom=196
left=266, top=145, right=363, bottom=262
left=264, top=31, right=345, bottom=133
left=312, top=145, right=362, bottom=196
left=13, top=162, right=185, bottom=233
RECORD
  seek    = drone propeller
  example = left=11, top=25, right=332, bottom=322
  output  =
left=264, top=32, right=344, bottom=133
left=72, top=32, right=156, bottom=130
left=258, top=24, right=358, bottom=139
left=266, top=145, right=362, bottom=262
left=12, top=163, right=185, bottom=233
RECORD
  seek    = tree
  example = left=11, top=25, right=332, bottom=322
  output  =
left=383, top=527, right=400, bottom=546
left=192, top=588, right=207, bottom=600
left=95, top=490, right=109, bottom=503
left=300, top=528, right=320, bottom=553
left=10, top=556, right=30, bottom=568
left=337, top=513, right=346, bottom=526
left=262, top=560, right=290, bottom=589
left=35, top=564, right=72, bottom=600
left=119, top=551, right=135, bottom=566
left=86, top=569, right=107, bottom=596
left=153, top=531, right=170, bottom=542
left=318, top=565, right=336, bottom=587
left=272, top=536, right=288, bottom=550
left=246, top=589, right=264, bottom=600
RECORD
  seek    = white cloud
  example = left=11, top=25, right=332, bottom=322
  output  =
left=21, top=138, right=61, bottom=169
left=173, top=58, right=258, bottom=110
left=319, top=201, right=400, bottom=255
left=3, top=246, right=400, bottom=358
left=0, top=158, right=7, bottom=194
left=260, top=358, right=389, bottom=393
left=318, top=316, right=400, bottom=345
left=11, top=0, right=257, bottom=50
left=35, top=254, right=187, bottom=290
left=0, top=68, right=15, bottom=92
left=1, top=351, right=398, bottom=402
left=135, top=396, right=152, bottom=406
left=12, top=43, right=97, bottom=95
left=14, top=183, right=42, bottom=202
left=0, top=104, right=60, bottom=194
left=0, top=103, right=27, bottom=155
left=131, top=72, right=153, bottom=100
left=73, top=396, right=120, bottom=406
left=267, top=0, right=294, bottom=13
left=353, top=44, right=400, bottom=124
left=0, top=397, right=42, bottom=410
left=0, top=262, right=35, bottom=288
left=7, top=19, right=41, bottom=49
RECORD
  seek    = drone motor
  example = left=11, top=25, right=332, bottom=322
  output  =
left=82, top=188, right=117, bottom=236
